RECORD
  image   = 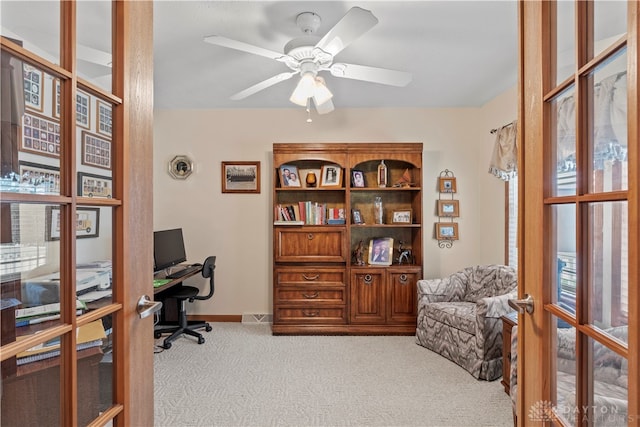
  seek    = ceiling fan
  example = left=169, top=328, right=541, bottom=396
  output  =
left=203, top=7, right=412, bottom=115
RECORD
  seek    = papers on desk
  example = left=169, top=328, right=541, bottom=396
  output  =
left=77, top=290, right=112, bottom=303
left=15, top=300, right=87, bottom=326
left=16, top=319, right=106, bottom=365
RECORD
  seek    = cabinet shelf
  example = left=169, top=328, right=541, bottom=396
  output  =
left=273, top=143, right=423, bottom=335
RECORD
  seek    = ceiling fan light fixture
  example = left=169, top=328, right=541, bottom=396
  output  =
left=312, top=77, right=333, bottom=106
left=289, top=71, right=318, bottom=106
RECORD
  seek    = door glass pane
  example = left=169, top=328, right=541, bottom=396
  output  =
left=553, top=322, right=576, bottom=426
left=593, top=1, right=627, bottom=59
left=553, top=204, right=577, bottom=321
left=0, top=1, right=60, bottom=65
left=551, top=86, right=576, bottom=197
left=76, top=206, right=113, bottom=310
left=587, top=335, right=628, bottom=426
left=555, top=0, right=575, bottom=85
left=588, top=201, right=628, bottom=340
left=77, top=315, right=113, bottom=424
left=588, top=48, right=627, bottom=193
left=77, top=1, right=112, bottom=92
left=0, top=59, right=63, bottom=193
left=0, top=202, right=62, bottom=426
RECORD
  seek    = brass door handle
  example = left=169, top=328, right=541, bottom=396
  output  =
left=302, top=291, right=319, bottom=299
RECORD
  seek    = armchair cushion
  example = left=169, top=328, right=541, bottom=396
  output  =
left=416, top=264, right=517, bottom=380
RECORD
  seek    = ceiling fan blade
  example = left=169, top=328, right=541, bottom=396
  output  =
left=314, top=7, right=378, bottom=57
left=314, top=98, right=334, bottom=115
left=230, top=72, right=297, bottom=100
left=204, top=35, right=284, bottom=60
left=329, top=63, right=412, bottom=87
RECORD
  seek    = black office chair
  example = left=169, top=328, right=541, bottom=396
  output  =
left=155, top=256, right=216, bottom=349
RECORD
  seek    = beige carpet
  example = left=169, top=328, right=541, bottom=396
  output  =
left=154, top=323, right=512, bottom=427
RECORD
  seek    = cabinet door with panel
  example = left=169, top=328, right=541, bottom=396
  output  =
left=387, top=268, right=421, bottom=324
left=350, top=269, right=386, bottom=324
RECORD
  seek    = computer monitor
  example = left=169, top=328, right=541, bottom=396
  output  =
left=153, top=228, right=187, bottom=272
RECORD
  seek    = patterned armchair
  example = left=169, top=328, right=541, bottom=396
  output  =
left=416, top=264, right=517, bottom=380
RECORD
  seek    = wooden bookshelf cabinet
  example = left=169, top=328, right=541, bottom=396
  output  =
left=272, top=143, right=422, bottom=335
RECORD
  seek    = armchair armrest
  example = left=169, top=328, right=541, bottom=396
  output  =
left=417, top=277, right=463, bottom=303
left=477, top=290, right=517, bottom=319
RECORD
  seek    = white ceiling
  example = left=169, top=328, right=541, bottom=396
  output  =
left=153, top=1, right=519, bottom=110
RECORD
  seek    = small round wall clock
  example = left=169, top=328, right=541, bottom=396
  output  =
left=168, top=155, right=193, bottom=180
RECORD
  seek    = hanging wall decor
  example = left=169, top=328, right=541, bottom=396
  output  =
left=436, top=169, right=459, bottom=248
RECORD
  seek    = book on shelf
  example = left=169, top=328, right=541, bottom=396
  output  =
left=16, top=319, right=107, bottom=365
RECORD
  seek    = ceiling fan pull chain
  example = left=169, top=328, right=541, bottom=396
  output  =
left=306, top=99, right=313, bottom=123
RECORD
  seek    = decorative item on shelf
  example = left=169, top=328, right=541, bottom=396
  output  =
left=374, top=196, right=384, bottom=224
left=393, top=168, right=414, bottom=188
left=397, top=241, right=413, bottom=265
left=168, top=155, right=193, bottom=180
left=351, top=170, right=365, bottom=188
left=368, top=237, right=393, bottom=266
left=437, top=169, right=458, bottom=248
left=352, top=209, right=364, bottom=225
left=377, top=160, right=388, bottom=187
left=305, top=171, right=317, bottom=187
left=352, top=240, right=366, bottom=266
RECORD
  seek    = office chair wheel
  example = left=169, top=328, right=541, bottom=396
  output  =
left=205, top=325, right=212, bottom=332
left=154, top=331, right=161, bottom=339
left=198, top=336, right=205, bottom=344
left=163, top=342, right=172, bottom=350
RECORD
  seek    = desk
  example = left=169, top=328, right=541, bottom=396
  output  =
left=153, top=264, right=202, bottom=294
left=153, top=264, right=202, bottom=324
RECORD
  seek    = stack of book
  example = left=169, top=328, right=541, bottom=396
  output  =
left=274, top=202, right=345, bottom=225
left=16, top=319, right=106, bottom=365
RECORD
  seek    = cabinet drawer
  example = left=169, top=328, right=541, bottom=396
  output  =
left=275, top=227, right=347, bottom=262
left=275, top=307, right=347, bottom=324
left=275, top=268, right=345, bottom=286
left=276, top=287, right=346, bottom=304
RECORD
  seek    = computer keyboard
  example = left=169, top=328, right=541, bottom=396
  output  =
left=166, top=264, right=201, bottom=279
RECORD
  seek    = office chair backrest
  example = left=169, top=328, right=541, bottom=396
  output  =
left=193, top=255, right=215, bottom=301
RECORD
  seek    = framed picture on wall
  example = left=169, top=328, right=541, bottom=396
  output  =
left=46, top=206, right=100, bottom=241
left=23, top=63, right=44, bottom=112
left=222, top=161, right=260, bottom=193
left=52, top=78, right=61, bottom=118
left=437, top=200, right=459, bottom=217
left=19, top=161, right=61, bottom=194
left=20, top=111, right=61, bottom=158
left=96, top=98, right=112, bottom=137
left=435, top=222, right=459, bottom=240
left=78, top=172, right=113, bottom=198
left=438, top=176, right=457, bottom=193
left=81, top=131, right=112, bottom=170
left=76, top=89, right=91, bottom=129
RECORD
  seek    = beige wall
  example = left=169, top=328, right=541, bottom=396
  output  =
left=153, top=87, right=516, bottom=316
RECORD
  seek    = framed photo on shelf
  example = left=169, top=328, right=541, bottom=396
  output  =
left=222, top=161, right=260, bottom=193
left=391, top=209, right=412, bottom=224
left=438, top=176, right=457, bottom=193
left=368, top=237, right=394, bottom=266
left=81, top=131, right=112, bottom=170
left=352, top=209, right=364, bottom=225
left=20, top=111, right=61, bottom=158
left=351, top=170, right=365, bottom=188
left=76, top=89, right=91, bottom=129
left=436, top=222, right=459, bottom=240
left=78, top=172, right=112, bottom=198
left=96, top=98, right=112, bottom=137
left=46, top=206, right=100, bottom=241
left=18, top=161, right=61, bottom=194
left=320, top=164, right=341, bottom=188
left=23, top=64, right=44, bottom=112
left=437, top=200, right=459, bottom=217
left=279, top=164, right=300, bottom=188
